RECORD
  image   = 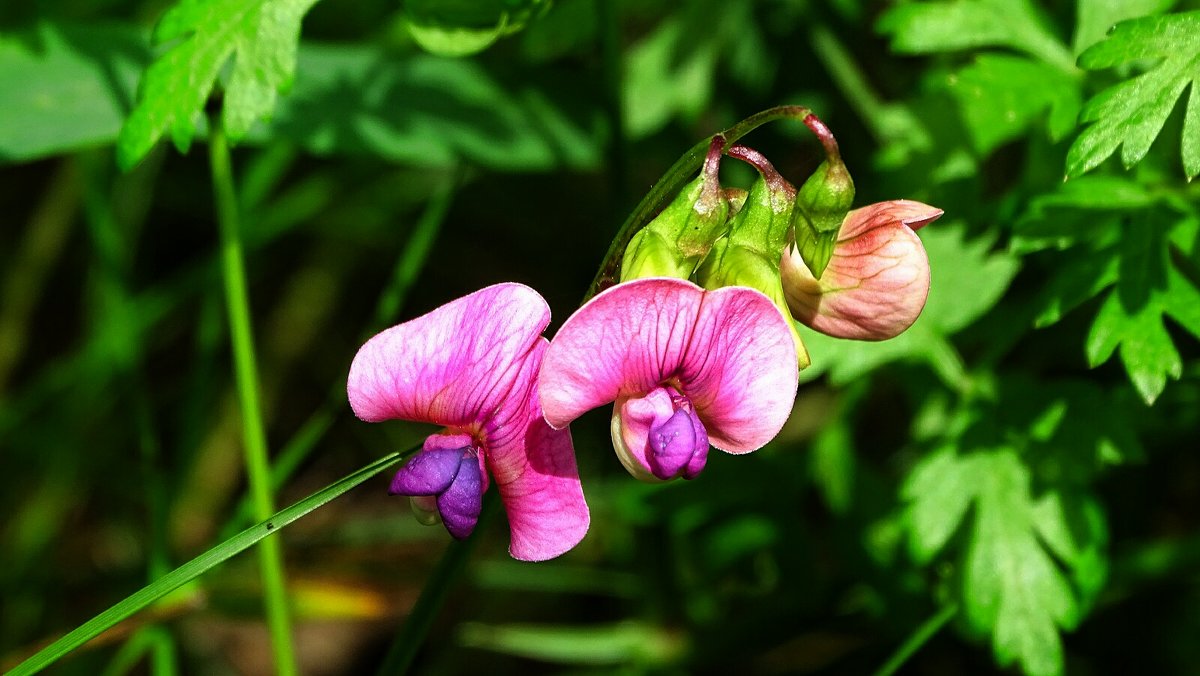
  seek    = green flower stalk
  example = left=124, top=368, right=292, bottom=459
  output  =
left=697, top=145, right=810, bottom=369
left=791, top=114, right=854, bottom=280
left=621, top=137, right=730, bottom=281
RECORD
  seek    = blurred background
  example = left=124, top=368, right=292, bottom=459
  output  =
left=3, top=0, right=1200, bottom=674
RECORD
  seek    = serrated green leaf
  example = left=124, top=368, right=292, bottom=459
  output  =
left=0, top=22, right=148, bottom=163
left=947, top=54, right=1081, bottom=154
left=877, top=0, right=1074, bottom=72
left=901, top=446, right=978, bottom=562
left=964, top=451, right=1075, bottom=676
left=1033, top=492, right=1109, bottom=610
left=1067, top=11, right=1200, bottom=178
left=801, top=223, right=1019, bottom=387
left=1073, top=0, right=1175, bottom=55
left=117, top=0, right=319, bottom=168
left=1082, top=216, right=1199, bottom=404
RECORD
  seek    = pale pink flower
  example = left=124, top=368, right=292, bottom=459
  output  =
left=781, top=200, right=942, bottom=340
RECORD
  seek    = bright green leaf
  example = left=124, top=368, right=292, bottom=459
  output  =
left=1083, top=217, right=1200, bottom=404
left=1067, top=11, right=1200, bottom=178
left=117, top=0, right=320, bottom=168
left=901, top=445, right=978, bottom=562
left=964, top=452, right=1075, bottom=676
left=402, top=0, right=550, bottom=57
left=947, top=54, right=1081, bottom=154
left=1073, top=0, right=1176, bottom=55
left=877, top=0, right=1074, bottom=72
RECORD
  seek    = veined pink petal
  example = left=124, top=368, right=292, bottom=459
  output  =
left=348, top=283, right=550, bottom=428
left=486, top=340, right=589, bottom=561
left=540, top=278, right=798, bottom=456
left=539, top=278, right=705, bottom=429
left=679, top=285, right=798, bottom=453
left=782, top=200, right=942, bottom=340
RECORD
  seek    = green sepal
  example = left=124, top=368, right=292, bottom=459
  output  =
left=792, top=159, right=854, bottom=279
left=697, top=176, right=810, bottom=369
left=620, top=175, right=730, bottom=282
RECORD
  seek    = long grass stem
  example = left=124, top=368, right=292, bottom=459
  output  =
left=209, top=126, right=298, bottom=676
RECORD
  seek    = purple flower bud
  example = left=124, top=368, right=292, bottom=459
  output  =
left=648, top=399, right=710, bottom=480
left=389, top=445, right=484, bottom=540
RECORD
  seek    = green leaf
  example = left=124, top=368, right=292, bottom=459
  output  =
left=7, top=451, right=408, bottom=676
left=1031, top=247, right=1119, bottom=327
left=117, top=0, right=320, bottom=168
left=947, top=54, right=1082, bottom=154
left=811, top=417, right=855, bottom=516
left=901, top=445, right=979, bottom=562
left=1067, top=11, right=1200, bottom=178
left=402, top=0, right=550, bottom=57
left=964, top=451, right=1075, bottom=676
left=458, top=621, right=684, bottom=665
left=0, top=22, right=147, bottom=163
left=800, top=223, right=1019, bottom=388
left=1083, top=218, right=1200, bottom=404
left=622, top=16, right=718, bottom=138
left=877, top=0, right=1074, bottom=72
left=267, top=45, right=602, bottom=170
left=900, top=441, right=1105, bottom=676
left=1073, top=0, right=1175, bottom=55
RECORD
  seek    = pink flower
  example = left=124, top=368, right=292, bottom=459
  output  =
left=781, top=200, right=942, bottom=340
left=538, top=278, right=798, bottom=481
left=347, top=283, right=589, bottom=561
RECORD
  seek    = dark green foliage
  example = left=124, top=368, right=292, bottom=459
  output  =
left=3, top=0, right=1200, bottom=675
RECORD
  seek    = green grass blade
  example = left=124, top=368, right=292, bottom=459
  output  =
left=7, top=450, right=410, bottom=676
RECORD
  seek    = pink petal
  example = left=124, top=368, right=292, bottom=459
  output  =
left=347, top=283, right=550, bottom=428
left=486, top=339, right=589, bottom=561
left=679, top=285, right=799, bottom=453
left=782, top=200, right=942, bottom=340
left=540, top=278, right=798, bottom=456
left=539, top=278, right=705, bottom=429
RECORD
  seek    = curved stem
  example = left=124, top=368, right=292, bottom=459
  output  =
left=585, top=105, right=815, bottom=299
left=209, top=126, right=297, bottom=676
left=871, top=603, right=958, bottom=676
left=8, top=449, right=416, bottom=676
left=375, top=494, right=497, bottom=675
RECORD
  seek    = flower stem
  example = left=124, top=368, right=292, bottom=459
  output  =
left=209, top=126, right=298, bottom=676
left=375, top=495, right=497, bottom=675
left=585, top=105, right=820, bottom=299
left=871, top=603, right=958, bottom=676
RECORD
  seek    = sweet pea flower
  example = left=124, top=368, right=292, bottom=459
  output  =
left=780, top=200, right=943, bottom=341
left=347, top=283, right=589, bottom=561
left=539, top=278, right=798, bottom=482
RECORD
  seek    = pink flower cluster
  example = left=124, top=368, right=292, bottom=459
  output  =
left=346, top=201, right=938, bottom=561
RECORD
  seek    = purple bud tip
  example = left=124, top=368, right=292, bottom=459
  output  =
left=438, top=454, right=483, bottom=539
left=648, top=399, right=709, bottom=480
left=389, top=446, right=484, bottom=540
